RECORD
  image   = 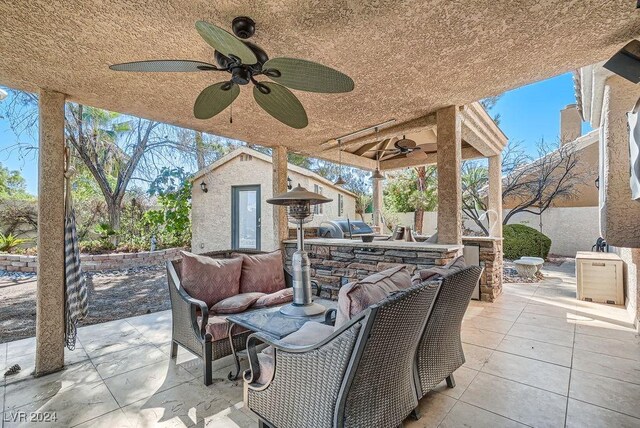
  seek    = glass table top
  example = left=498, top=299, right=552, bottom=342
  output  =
left=226, top=298, right=337, bottom=339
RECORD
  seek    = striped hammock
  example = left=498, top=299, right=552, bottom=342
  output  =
left=64, top=177, right=88, bottom=350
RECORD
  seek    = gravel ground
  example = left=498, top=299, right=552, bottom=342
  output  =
left=0, top=265, right=170, bottom=344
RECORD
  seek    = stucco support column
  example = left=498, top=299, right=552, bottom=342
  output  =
left=272, top=146, right=288, bottom=248
left=35, top=89, right=66, bottom=376
left=436, top=106, right=462, bottom=245
left=600, top=76, right=640, bottom=248
left=488, top=154, right=503, bottom=238
left=372, top=177, right=383, bottom=232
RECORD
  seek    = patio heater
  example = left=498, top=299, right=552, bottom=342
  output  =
left=267, top=184, right=332, bottom=317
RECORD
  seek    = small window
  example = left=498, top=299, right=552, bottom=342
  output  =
left=338, top=194, right=344, bottom=216
left=313, top=184, right=324, bottom=215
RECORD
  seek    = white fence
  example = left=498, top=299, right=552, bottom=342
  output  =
left=365, top=206, right=600, bottom=257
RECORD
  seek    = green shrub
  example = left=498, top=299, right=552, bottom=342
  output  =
left=0, top=233, right=31, bottom=253
left=79, top=239, right=115, bottom=254
left=503, top=224, right=552, bottom=260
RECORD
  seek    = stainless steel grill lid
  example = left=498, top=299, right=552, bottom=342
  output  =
left=267, top=184, right=333, bottom=206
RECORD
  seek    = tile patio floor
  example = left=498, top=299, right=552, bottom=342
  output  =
left=1, top=262, right=639, bottom=427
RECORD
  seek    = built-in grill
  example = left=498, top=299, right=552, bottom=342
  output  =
left=319, top=220, right=374, bottom=239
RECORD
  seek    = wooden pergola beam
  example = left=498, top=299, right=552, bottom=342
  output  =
left=321, top=114, right=437, bottom=152
left=380, top=146, right=483, bottom=170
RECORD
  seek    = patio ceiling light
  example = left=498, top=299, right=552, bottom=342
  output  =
left=334, top=139, right=347, bottom=186
left=372, top=168, right=385, bottom=180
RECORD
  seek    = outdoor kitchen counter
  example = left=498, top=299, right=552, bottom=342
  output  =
left=283, top=238, right=462, bottom=253
left=282, top=239, right=463, bottom=299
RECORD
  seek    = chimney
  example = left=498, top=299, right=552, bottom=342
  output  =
left=560, top=103, right=582, bottom=145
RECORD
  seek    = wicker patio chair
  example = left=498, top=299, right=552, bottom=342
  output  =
left=166, top=249, right=294, bottom=385
left=244, top=280, right=441, bottom=428
left=414, top=265, right=483, bottom=397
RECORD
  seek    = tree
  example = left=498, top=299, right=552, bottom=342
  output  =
left=502, top=140, right=584, bottom=224
left=0, top=163, right=31, bottom=200
left=383, top=167, right=437, bottom=231
left=461, top=139, right=585, bottom=234
left=143, top=167, right=192, bottom=247
left=461, top=161, right=490, bottom=234
left=64, top=104, right=170, bottom=239
left=354, top=192, right=372, bottom=221
left=480, top=94, right=503, bottom=126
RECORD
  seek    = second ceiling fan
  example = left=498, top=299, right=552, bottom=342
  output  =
left=110, top=17, right=355, bottom=129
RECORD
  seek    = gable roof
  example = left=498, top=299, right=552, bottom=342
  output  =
left=191, top=146, right=357, bottom=197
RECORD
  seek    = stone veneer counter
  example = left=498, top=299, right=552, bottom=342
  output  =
left=283, top=238, right=462, bottom=300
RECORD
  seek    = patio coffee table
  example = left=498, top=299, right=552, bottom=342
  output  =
left=226, top=298, right=336, bottom=380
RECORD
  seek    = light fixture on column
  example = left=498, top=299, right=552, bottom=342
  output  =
left=200, top=181, right=208, bottom=193
left=334, top=139, right=346, bottom=186
left=287, top=176, right=293, bottom=190
left=267, top=185, right=332, bottom=317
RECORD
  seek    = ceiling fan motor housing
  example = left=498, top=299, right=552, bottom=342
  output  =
left=232, top=16, right=256, bottom=39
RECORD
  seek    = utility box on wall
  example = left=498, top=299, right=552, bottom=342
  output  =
left=576, top=251, right=624, bottom=305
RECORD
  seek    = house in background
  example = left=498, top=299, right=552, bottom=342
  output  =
left=191, top=147, right=356, bottom=253
left=501, top=104, right=601, bottom=256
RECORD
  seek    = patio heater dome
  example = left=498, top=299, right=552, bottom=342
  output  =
left=267, top=184, right=331, bottom=317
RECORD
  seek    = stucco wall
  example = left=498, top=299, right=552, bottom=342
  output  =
left=600, top=76, right=640, bottom=248
left=191, top=155, right=356, bottom=253
left=599, top=76, right=640, bottom=329
left=612, top=246, right=640, bottom=328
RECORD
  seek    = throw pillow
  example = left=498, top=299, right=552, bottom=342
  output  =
left=234, top=251, right=286, bottom=294
left=180, top=251, right=242, bottom=307
left=211, top=292, right=266, bottom=314
left=335, top=266, right=411, bottom=327
left=253, top=288, right=294, bottom=308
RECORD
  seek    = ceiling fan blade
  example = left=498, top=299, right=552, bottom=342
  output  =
left=262, top=58, right=354, bottom=93
left=110, top=60, right=220, bottom=72
left=195, top=21, right=257, bottom=65
left=253, top=82, right=308, bottom=129
left=193, top=82, right=240, bottom=119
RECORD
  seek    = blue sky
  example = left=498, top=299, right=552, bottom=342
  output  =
left=489, top=72, right=592, bottom=156
left=0, top=71, right=587, bottom=195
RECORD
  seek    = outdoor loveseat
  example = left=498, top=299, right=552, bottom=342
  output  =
left=166, top=249, right=303, bottom=385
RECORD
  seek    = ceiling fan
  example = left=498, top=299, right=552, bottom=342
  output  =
left=376, top=136, right=427, bottom=161
left=109, top=17, right=355, bottom=129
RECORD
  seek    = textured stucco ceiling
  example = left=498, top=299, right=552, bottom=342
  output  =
left=1, top=1, right=638, bottom=158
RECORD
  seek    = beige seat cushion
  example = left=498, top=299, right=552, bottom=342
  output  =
left=234, top=251, right=286, bottom=294
left=257, top=321, right=334, bottom=385
left=197, top=315, right=248, bottom=342
left=256, top=353, right=274, bottom=385
left=335, top=266, right=411, bottom=328
left=211, top=292, right=265, bottom=314
left=253, top=288, right=294, bottom=308
left=180, top=251, right=242, bottom=307
left=263, top=321, right=334, bottom=356
left=411, top=255, right=466, bottom=285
